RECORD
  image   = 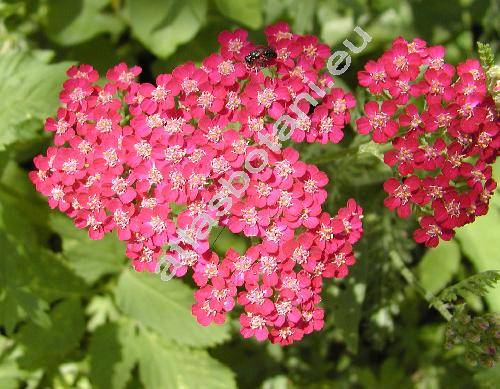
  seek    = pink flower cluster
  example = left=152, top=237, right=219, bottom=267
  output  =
left=30, top=22, right=363, bottom=345
left=356, top=37, right=499, bottom=247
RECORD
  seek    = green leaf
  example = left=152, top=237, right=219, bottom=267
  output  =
left=417, top=240, right=461, bottom=294
left=16, top=299, right=86, bottom=370
left=86, top=295, right=120, bottom=331
left=29, top=250, right=89, bottom=302
left=50, top=213, right=125, bottom=284
left=0, top=52, right=71, bottom=150
left=137, top=328, right=236, bottom=389
left=329, top=256, right=368, bottom=353
left=89, top=321, right=137, bottom=389
left=0, top=195, right=86, bottom=328
left=125, top=0, right=208, bottom=58
left=115, top=269, right=230, bottom=347
left=0, top=287, right=49, bottom=333
left=45, top=0, right=125, bottom=46
left=0, top=191, right=87, bottom=301
left=0, top=336, right=32, bottom=389
left=0, top=188, right=48, bottom=248
left=0, top=200, right=51, bottom=331
left=0, top=362, right=22, bottom=389
left=455, top=183, right=500, bottom=310
left=214, top=0, right=263, bottom=29
left=0, top=290, right=22, bottom=334
left=210, top=226, right=248, bottom=256
left=358, top=141, right=386, bottom=162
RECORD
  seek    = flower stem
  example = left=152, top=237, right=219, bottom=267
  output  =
left=390, top=250, right=453, bottom=321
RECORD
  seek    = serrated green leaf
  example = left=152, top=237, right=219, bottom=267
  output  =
left=418, top=240, right=461, bottom=294
left=89, top=321, right=137, bottom=389
left=0, top=52, right=71, bottom=150
left=49, top=213, right=125, bottom=284
left=125, top=0, right=207, bottom=58
left=0, top=201, right=51, bottom=331
left=0, top=192, right=86, bottom=328
left=115, top=269, right=230, bottom=347
left=86, top=295, right=120, bottom=331
left=45, top=0, right=125, bottom=46
left=137, top=328, right=236, bottom=389
left=215, top=0, right=263, bottom=29
left=16, top=299, right=86, bottom=370
left=0, top=287, right=50, bottom=333
left=0, top=188, right=87, bottom=300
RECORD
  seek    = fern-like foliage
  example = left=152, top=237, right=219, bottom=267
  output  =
left=477, top=42, right=495, bottom=69
left=476, top=41, right=498, bottom=107
left=437, top=270, right=500, bottom=303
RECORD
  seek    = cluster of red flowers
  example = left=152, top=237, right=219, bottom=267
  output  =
left=30, top=22, right=363, bottom=345
left=356, top=37, right=499, bottom=247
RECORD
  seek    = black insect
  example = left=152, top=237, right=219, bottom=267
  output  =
left=245, top=47, right=277, bottom=68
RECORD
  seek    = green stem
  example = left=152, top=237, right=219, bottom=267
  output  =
left=390, top=251, right=453, bottom=321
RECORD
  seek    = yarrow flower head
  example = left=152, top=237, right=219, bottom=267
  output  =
left=30, top=22, right=364, bottom=345
left=356, top=37, right=499, bottom=247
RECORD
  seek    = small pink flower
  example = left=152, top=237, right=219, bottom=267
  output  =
left=45, top=108, right=76, bottom=145
left=413, top=216, right=454, bottom=247
left=358, top=60, right=388, bottom=94
left=383, top=176, right=421, bottom=218
left=356, top=101, right=398, bottom=143
left=382, top=42, right=422, bottom=79
left=106, top=63, right=141, bottom=90
left=228, top=202, right=271, bottom=237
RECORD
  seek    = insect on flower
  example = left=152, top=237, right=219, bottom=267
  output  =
left=245, top=46, right=277, bottom=68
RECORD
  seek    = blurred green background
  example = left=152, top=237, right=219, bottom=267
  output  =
left=0, top=0, right=499, bottom=388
